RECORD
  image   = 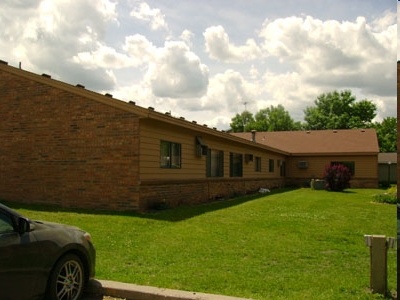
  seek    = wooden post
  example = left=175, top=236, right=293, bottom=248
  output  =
left=367, top=235, right=387, bottom=295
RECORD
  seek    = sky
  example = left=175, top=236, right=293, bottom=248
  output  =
left=0, top=0, right=396, bottom=130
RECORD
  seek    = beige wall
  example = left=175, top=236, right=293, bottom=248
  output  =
left=286, top=155, right=378, bottom=188
left=139, top=119, right=286, bottom=181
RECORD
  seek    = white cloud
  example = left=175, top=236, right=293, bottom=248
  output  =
left=130, top=2, right=168, bottom=31
left=146, top=41, right=209, bottom=98
left=0, top=0, right=119, bottom=90
left=199, top=70, right=258, bottom=112
left=180, top=29, right=194, bottom=48
left=72, top=43, right=135, bottom=69
left=259, top=14, right=396, bottom=97
left=0, top=0, right=395, bottom=131
left=204, top=25, right=261, bottom=63
left=397, top=3, right=400, bottom=60
left=260, top=71, right=321, bottom=121
left=123, top=34, right=157, bottom=65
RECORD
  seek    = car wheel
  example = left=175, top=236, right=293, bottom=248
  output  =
left=46, top=254, right=85, bottom=300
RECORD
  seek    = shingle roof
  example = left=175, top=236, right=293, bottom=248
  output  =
left=231, top=129, right=379, bottom=155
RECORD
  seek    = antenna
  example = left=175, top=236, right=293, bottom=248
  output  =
left=243, top=101, right=248, bottom=111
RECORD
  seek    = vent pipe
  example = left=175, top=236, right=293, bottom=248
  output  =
left=251, top=130, right=256, bottom=142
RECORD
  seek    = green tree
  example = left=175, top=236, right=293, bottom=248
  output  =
left=374, top=117, right=397, bottom=152
left=230, top=111, right=255, bottom=132
left=253, top=105, right=300, bottom=131
left=303, top=90, right=377, bottom=130
left=230, top=105, right=299, bottom=132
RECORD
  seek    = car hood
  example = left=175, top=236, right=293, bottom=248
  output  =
left=30, top=220, right=83, bottom=232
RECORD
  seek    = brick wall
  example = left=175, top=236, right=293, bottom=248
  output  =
left=139, top=178, right=285, bottom=210
left=0, top=69, right=141, bottom=210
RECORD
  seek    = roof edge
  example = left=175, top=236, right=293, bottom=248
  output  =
left=0, top=61, right=288, bottom=155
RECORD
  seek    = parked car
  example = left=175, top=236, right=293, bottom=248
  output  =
left=0, top=203, right=95, bottom=300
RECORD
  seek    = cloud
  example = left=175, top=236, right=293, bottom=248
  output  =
left=0, top=0, right=395, bottom=131
left=122, top=34, right=157, bottom=65
left=146, top=41, right=209, bottom=98
left=198, top=70, right=257, bottom=112
left=259, top=13, right=396, bottom=97
left=0, top=0, right=119, bottom=90
left=204, top=25, right=261, bottom=63
left=72, top=43, right=134, bottom=69
left=130, top=2, right=168, bottom=31
left=396, top=4, right=400, bottom=59
left=260, top=71, right=321, bottom=121
left=180, top=29, right=194, bottom=48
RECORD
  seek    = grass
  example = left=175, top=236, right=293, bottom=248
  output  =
left=4, top=188, right=397, bottom=299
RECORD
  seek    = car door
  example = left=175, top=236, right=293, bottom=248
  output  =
left=0, top=209, right=41, bottom=300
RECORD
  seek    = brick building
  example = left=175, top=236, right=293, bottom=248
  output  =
left=0, top=61, right=379, bottom=211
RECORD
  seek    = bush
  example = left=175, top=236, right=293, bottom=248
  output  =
left=323, top=163, right=351, bottom=191
left=373, top=186, right=397, bottom=204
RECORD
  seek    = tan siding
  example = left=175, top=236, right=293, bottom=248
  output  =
left=287, top=155, right=378, bottom=179
left=139, top=119, right=286, bottom=181
left=140, top=120, right=205, bottom=180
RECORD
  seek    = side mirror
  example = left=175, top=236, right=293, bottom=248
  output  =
left=18, top=218, right=30, bottom=234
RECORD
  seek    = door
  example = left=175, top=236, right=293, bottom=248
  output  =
left=0, top=209, right=40, bottom=300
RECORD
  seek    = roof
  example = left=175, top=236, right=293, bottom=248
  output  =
left=231, top=129, right=379, bottom=155
left=378, top=153, right=397, bottom=164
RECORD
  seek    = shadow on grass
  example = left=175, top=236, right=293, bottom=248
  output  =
left=2, top=187, right=297, bottom=222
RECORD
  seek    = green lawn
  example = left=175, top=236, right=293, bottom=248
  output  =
left=5, top=188, right=397, bottom=299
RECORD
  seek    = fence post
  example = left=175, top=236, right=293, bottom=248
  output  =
left=364, top=235, right=396, bottom=295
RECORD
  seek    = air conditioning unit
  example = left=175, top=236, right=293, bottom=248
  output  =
left=297, top=161, right=308, bottom=169
left=195, top=136, right=208, bottom=157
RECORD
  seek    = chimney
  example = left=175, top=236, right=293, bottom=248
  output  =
left=251, top=130, right=256, bottom=142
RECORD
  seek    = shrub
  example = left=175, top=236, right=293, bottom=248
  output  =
left=373, top=186, right=397, bottom=204
left=323, top=163, right=351, bottom=191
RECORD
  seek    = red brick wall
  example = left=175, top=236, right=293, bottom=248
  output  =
left=0, top=69, right=141, bottom=210
left=139, top=178, right=285, bottom=210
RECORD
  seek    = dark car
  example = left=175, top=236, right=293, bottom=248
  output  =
left=0, top=203, right=95, bottom=300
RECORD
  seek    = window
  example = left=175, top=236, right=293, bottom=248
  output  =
left=269, top=159, right=275, bottom=172
left=255, top=157, right=262, bottom=172
left=0, top=211, right=14, bottom=233
left=331, top=161, right=355, bottom=175
left=206, top=149, right=224, bottom=177
left=160, top=140, right=181, bottom=168
left=297, top=161, right=308, bottom=169
left=230, top=153, right=243, bottom=177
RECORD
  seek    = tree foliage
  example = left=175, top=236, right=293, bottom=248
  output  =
left=230, top=111, right=255, bottom=132
left=229, top=91, right=396, bottom=152
left=373, top=117, right=397, bottom=152
left=303, top=90, right=376, bottom=130
left=230, top=105, right=300, bottom=132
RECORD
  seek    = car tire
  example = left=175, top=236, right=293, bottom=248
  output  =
left=45, top=253, right=85, bottom=300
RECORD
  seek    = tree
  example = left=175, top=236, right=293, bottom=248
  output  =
left=252, top=105, right=300, bottom=131
left=374, top=117, right=397, bottom=152
left=303, top=90, right=377, bottom=130
left=230, top=111, right=255, bottom=132
left=230, top=105, right=300, bottom=132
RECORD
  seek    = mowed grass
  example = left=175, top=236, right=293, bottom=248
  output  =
left=5, top=188, right=397, bottom=299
